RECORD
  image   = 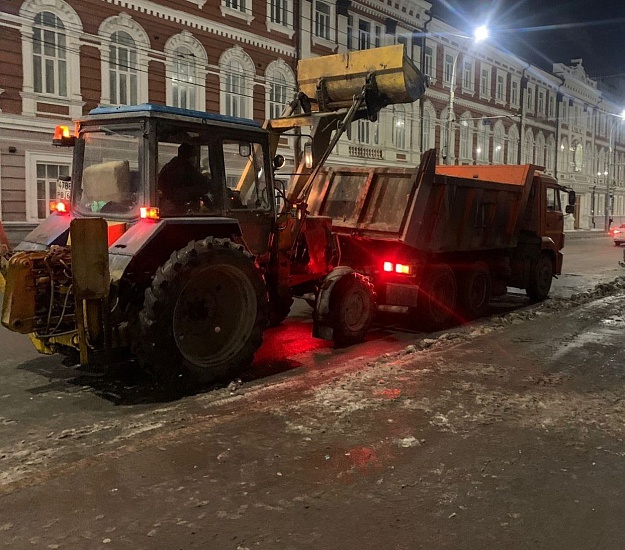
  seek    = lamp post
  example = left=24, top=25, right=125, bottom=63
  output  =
left=604, top=110, right=625, bottom=231
left=444, top=25, right=488, bottom=165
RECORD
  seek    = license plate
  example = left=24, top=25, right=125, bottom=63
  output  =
left=56, top=179, right=71, bottom=200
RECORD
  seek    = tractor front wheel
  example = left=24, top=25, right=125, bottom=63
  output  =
left=135, top=237, right=268, bottom=385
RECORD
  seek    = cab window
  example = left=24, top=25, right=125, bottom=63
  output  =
left=222, top=140, right=271, bottom=211
left=546, top=187, right=561, bottom=212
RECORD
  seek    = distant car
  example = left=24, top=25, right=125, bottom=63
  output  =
left=613, top=224, right=625, bottom=246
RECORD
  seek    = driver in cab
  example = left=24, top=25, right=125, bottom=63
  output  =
left=158, top=142, right=211, bottom=213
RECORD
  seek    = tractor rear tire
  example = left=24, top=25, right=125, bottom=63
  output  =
left=330, top=274, right=375, bottom=346
left=458, top=262, right=491, bottom=320
left=135, top=237, right=268, bottom=385
left=526, top=253, right=553, bottom=302
left=417, top=263, right=458, bottom=329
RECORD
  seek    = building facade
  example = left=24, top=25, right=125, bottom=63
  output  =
left=0, top=0, right=623, bottom=241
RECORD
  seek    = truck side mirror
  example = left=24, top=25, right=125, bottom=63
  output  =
left=565, top=204, right=575, bottom=214
left=273, top=154, right=285, bottom=170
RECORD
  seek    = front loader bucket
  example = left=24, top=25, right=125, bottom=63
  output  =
left=297, top=45, right=426, bottom=111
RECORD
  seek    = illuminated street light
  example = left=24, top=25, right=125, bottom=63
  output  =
left=445, top=26, right=489, bottom=165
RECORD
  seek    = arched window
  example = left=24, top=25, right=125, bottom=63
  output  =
left=220, top=47, right=255, bottom=119
left=545, top=136, right=555, bottom=173
left=558, top=138, right=569, bottom=173
left=109, top=31, right=137, bottom=105
left=477, top=118, right=490, bottom=163
left=459, top=112, right=473, bottom=162
left=534, top=132, right=546, bottom=167
left=33, top=12, right=66, bottom=96
left=507, top=125, right=519, bottom=165
left=265, top=60, right=295, bottom=120
left=99, top=14, right=149, bottom=106
left=172, top=47, right=196, bottom=110
left=492, top=122, right=505, bottom=164
left=422, top=103, right=436, bottom=152
left=20, top=0, right=83, bottom=117
left=524, top=130, right=534, bottom=164
left=393, top=105, right=408, bottom=150
left=165, top=32, right=208, bottom=111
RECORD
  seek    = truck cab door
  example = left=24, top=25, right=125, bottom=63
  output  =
left=545, top=185, right=564, bottom=249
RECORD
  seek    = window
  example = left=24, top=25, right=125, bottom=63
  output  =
left=265, top=60, right=295, bottom=120
left=359, top=20, right=371, bottom=50
left=526, top=87, right=534, bottom=111
left=511, top=80, right=519, bottom=106
left=546, top=187, right=561, bottom=212
left=268, top=0, right=293, bottom=34
left=480, top=67, right=490, bottom=97
left=496, top=74, right=505, bottom=101
left=165, top=32, right=208, bottom=112
left=33, top=12, right=67, bottom=97
left=459, top=116, right=473, bottom=161
left=224, top=60, right=246, bottom=117
left=98, top=15, right=148, bottom=107
left=221, top=0, right=253, bottom=23
left=108, top=31, right=137, bottom=105
left=223, top=140, right=271, bottom=211
left=314, top=1, right=331, bottom=40
left=268, top=72, right=288, bottom=119
left=538, top=90, right=545, bottom=115
left=220, top=47, right=255, bottom=119
left=20, top=0, right=83, bottom=117
left=463, top=61, right=473, bottom=91
left=347, top=15, right=354, bottom=50
left=477, top=119, right=490, bottom=163
left=423, top=45, right=433, bottom=78
left=422, top=108, right=434, bottom=151
left=493, top=123, right=505, bottom=164
left=508, top=126, right=519, bottom=165
left=73, top=127, right=142, bottom=218
left=171, top=47, right=196, bottom=110
left=444, top=53, right=455, bottom=85
left=548, top=95, right=555, bottom=119
left=393, top=106, right=407, bottom=150
left=357, top=119, right=370, bottom=144
left=35, top=161, right=71, bottom=220
left=375, top=25, right=382, bottom=48
left=225, top=0, right=246, bottom=11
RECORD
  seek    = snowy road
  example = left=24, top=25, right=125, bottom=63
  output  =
left=1, top=233, right=625, bottom=548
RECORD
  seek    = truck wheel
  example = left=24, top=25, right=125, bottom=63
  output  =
left=526, top=253, right=553, bottom=302
left=458, top=262, right=491, bottom=320
left=330, top=274, right=375, bottom=346
left=419, top=264, right=458, bottom=329
left=136, top=238, right=268, bottom=384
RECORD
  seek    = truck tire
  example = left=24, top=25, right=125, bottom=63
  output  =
left=136, top=237, right=268, bottom=385
left=458, top=262, right=491, bottom=320
left=330, top=273, right=375, bottom=346
left=418, top=263, right=458, bottom=329
left=526, top=253, right=553, bottom=302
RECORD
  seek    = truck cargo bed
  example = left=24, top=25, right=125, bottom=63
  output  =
left=307, top=150, right=539, bottom=253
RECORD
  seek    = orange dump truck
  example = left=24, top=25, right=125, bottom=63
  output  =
left=309, top=149, right=575, bottom=338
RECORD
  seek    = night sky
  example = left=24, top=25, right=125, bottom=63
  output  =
left=431, top=0, right=625, bottom=85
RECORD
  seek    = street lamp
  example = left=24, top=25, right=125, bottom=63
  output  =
left=444, top=25, right=489, bottom=165
left=604, top=109, right=625, bottom=231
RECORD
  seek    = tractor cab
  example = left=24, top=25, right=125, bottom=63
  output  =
left=56, top=104, right=277, bottom=255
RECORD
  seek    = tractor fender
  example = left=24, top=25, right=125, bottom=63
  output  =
left=108, top=217, right=243, bottom=283
left=15, top=213, right=72, bottom=250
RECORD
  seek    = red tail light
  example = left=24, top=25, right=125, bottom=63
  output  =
left=140, top=206, right=160, bottom=220
left=383, top=261, right=413, bottom=275
left=49, top=199, right=69, bottom=214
